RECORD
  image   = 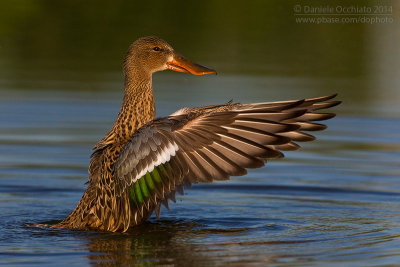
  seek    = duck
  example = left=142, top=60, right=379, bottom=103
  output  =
left=52, top=36, right=340, bottom=232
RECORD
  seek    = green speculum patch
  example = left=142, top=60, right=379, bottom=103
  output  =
left=128, top=163, right=170, bottom=205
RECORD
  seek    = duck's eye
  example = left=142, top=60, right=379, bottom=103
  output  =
left=153, top=47, right=161, bottom=51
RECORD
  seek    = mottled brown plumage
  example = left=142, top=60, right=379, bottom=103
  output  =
left=51, top=36, right=340, bottom=232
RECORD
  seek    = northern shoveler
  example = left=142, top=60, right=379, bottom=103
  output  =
left=51, top=36, right=340, bottom=232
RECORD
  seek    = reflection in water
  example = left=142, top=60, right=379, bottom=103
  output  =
left=85, top=222, right=210, bottom=266
left=80, top=221, right=274, bottom=266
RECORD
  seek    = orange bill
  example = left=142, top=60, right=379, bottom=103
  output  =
left=167, top=52, right=217, bottom=75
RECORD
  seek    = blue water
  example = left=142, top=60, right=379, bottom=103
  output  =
left=1, top=74, right=399, bottom=266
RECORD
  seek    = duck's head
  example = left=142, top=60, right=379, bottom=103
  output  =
left=124, top=36, right=216, bottom=77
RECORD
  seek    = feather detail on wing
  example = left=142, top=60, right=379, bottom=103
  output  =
left=113, top=94, right=340, bottom=226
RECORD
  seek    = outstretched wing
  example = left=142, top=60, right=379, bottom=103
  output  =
left=113, top=94, right=340, bottom=228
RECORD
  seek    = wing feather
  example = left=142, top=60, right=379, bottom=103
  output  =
left=109, top=94, right=340, bottom=230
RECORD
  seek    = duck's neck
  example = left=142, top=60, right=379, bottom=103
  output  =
left=111, top=72, right=156, bottom=144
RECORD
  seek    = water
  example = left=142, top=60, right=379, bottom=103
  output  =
left=1, top=1, right=400, bottom=266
